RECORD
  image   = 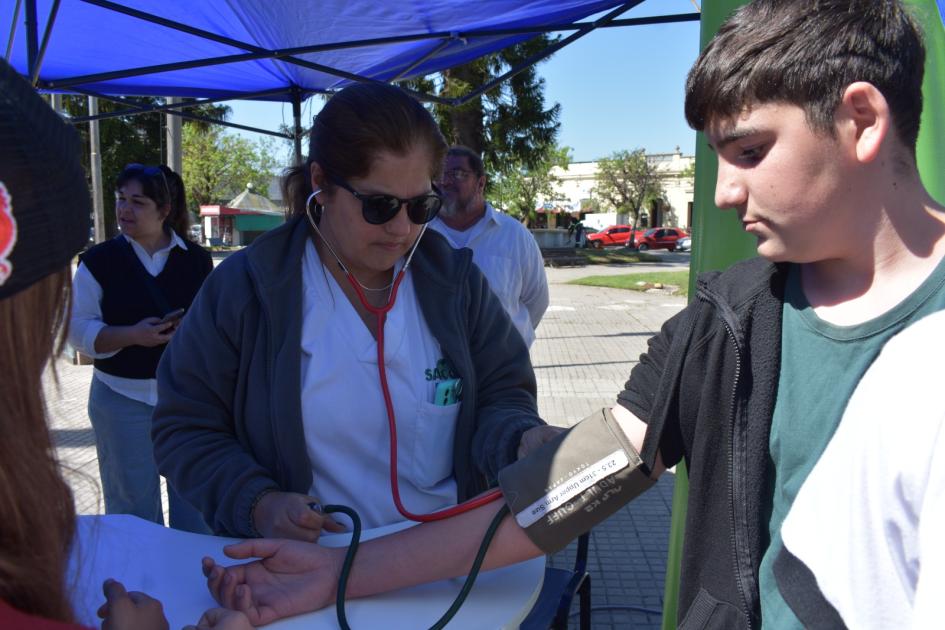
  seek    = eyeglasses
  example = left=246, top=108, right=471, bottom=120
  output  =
left=330, top=176, right=442, bottom=225
left=439, top=168, right=475, bottom=183
left=123, top=163, right=172, bottom=203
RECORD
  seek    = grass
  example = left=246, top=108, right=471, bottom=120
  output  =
left=569, top=270, right=690, bottom=297
left=573, top=248, right=662, bottom=265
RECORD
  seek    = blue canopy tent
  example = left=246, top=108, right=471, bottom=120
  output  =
left=3, top=0, right=699, bottom=162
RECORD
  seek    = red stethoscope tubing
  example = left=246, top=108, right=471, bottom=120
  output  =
left=345, top=270, right=503, bottom=523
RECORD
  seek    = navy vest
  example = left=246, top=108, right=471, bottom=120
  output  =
left=80, top=236, right=212, bottom=379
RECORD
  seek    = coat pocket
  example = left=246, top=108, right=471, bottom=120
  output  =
left=411, top=401, right=461, bottom=488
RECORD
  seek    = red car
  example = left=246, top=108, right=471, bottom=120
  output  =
left=585, top=225, right=645, bottom=249
left=636, top=227, right=688, bottom=251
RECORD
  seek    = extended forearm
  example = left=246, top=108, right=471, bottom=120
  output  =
left=343, top=501, right=542, bottom=600
left=93, top=325, right=141, bottom=353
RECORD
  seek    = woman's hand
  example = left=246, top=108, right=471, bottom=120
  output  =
left=97, top=579, right=169, bottom=630
left=252, top=491, right=345, bottom=541
left=183, top=608, right=255, bottom=630
left=202, top=539, right=345, bottom=626
left=517, top=425, right=567, bottom=459
left=131, top=316, right=178, bottom=347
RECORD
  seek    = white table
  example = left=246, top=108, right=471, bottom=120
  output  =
left=69, top=515, right=545, bottom=629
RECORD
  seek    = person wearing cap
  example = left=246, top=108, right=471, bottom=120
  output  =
left=68, top=163, right=213, bottom=533
left=0, top=58, right=251, bottom=630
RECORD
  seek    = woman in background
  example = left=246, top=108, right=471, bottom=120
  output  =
left=69, top=163, right=212, bottom=532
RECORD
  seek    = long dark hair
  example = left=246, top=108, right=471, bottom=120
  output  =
left=116, top=163, right=191, bottom=238
left=0, top=268, right=76, bottom=621
left=283, top=82, right=447, bottom=218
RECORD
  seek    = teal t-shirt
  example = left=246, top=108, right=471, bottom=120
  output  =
left=759, top=257, right=945, bottom=628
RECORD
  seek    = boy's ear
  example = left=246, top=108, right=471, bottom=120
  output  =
left=836, top=82, right=891, bottom=164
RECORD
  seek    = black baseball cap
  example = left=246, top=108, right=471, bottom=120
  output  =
left=0, top=58, right=90, bottom=300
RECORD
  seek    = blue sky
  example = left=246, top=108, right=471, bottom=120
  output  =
left=226, top=0, right=701, bottom=165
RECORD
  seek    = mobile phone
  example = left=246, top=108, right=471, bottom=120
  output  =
left=159, top=308, right=186, bottom=324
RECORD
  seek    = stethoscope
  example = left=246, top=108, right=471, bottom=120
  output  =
left=304, top=190, right=503, bottom=523
left=304, top=189, right=511, bottom=630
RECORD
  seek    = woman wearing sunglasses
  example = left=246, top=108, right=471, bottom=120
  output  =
left=152, top=82, right=546, bottom=541
left=69, top=162, right=213, bottom=533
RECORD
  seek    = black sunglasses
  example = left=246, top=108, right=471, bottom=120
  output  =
left=123, top=163, right=172, bottom=203
left=330, top=176, right=442, bottom=225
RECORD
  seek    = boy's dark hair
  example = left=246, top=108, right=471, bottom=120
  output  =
left=685, top=0, right=926, bottom=153
left=446, top=145, right=485, bottom=178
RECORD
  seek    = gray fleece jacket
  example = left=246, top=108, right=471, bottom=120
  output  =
left=152, top=217, right=543, bottom=537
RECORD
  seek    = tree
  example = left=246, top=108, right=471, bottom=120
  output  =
left=408, top=35, right=561, bottom=188
left=181, top=124, right=279, bottom=214
left=594, top=149, right=665, bottom=245
left=491, top=145, right=572, bottom=224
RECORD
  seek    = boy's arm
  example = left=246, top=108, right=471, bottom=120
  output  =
left=204, top=406, right=662, bottom=626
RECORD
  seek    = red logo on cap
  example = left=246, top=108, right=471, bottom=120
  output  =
left=0, top=182, right=16, bottom=286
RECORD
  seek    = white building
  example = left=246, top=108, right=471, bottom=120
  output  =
left=542, top=148, right=695, bottom=230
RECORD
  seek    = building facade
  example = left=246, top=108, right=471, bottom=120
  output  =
left=542, top=148, right=695, bottom=230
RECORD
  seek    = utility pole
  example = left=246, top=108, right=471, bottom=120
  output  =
left=88, top=96, right=105, bottom=243
left=166, top=97, right=183, bottom=174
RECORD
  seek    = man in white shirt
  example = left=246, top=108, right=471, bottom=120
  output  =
left=429, top=146, right=548, bottom=348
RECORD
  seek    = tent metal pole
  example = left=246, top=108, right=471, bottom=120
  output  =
left=24, top=0, right=37, bottom=76
left=292, top=86, right=303, bottom=165
left=455, top=0, right=643, bottom=106
left=69, top=90, right=294, bottom=139
left=29, top=0, right=60, bottom=85
left=166, top=96, right=183, bottom=175
left=88, top=95, right=106, bottom=244
left=55, top=1, right=695, bottom=95
left=471, top=13, right=701, bottom=34
left=75, top=0, right=456, bottom=94
left=70, top=86, right=295, bottom=120
left=391, top=37, right=455, bottom=82
left=4, top=0, right=23, bottom=61
left=43, top=51, right=455, bottom=107
left=82, top=0, right=695, bottom=52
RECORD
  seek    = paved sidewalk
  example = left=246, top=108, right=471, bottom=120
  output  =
left=46, top=264, right=685, bottom=629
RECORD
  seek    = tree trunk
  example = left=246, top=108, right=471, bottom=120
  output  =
left=448, top=64, right=486, bottom=154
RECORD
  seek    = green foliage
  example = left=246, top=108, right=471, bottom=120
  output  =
left=406, top=35, right=561, bottom=190
left=569, top=270, right=690, bottom=297
left=181, top=124, right=280, bottom=214
left=491, top=145, right=571, bottom=222
left=595, top=149, right=666, bottom=230
left=59, top=96, right=228, bottom=237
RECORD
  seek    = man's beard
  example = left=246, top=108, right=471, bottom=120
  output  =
left=440, top=193, right=467, bottom=217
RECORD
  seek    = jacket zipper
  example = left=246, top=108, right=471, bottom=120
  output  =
left=698, top=288, right=755, bottom=630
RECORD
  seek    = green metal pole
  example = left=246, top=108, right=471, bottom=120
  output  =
left=908, top=0, right=945, bottom=205
left=661, top=1, right=944, bottom=628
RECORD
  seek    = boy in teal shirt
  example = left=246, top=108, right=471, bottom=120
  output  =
left=197, top=2, right=945, bottom=627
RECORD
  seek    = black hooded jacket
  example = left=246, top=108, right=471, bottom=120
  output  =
left=618, top=256, right=788, bottom=630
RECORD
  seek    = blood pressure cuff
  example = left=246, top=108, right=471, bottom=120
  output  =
left=497, top=408, right=655, bottom=554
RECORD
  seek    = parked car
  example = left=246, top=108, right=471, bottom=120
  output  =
left=676, top=235, right=692, bottom=252
left=636, top=227, right=688, bottom=252
left=585, top=224, right=645, bottom=249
